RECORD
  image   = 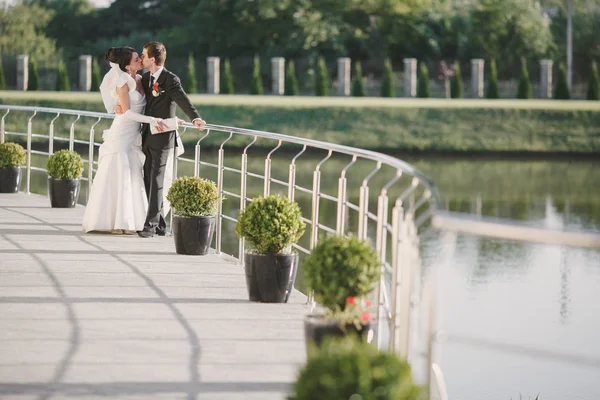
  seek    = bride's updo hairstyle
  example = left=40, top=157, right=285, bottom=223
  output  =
left=105, top=47, right=136, bottom=72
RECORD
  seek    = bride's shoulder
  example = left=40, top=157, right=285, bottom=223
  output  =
left=135, top=74, right=143, bottom=82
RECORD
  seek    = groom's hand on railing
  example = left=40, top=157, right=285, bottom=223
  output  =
left=192, top=118, right=206, bottom=129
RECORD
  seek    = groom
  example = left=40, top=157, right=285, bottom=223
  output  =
left=138, top=42, right=205, bottom=238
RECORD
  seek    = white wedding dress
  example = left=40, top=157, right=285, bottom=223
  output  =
left=82, top=72, right=149, bottom=233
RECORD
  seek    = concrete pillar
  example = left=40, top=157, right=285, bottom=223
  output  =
left=207, top=57, right=220, bottom=95
left=16, top=55, right=29, bottom=91
left=471, top=59, right=484, bottom=98
left=337, top=57, right=351, bottom=96
left=540, top=59, right=553, bottom=99
left=271, top=57, right=285, bottom=95
left=79, top=55, right=92, bottom=92
left=403, top=58, right=417, bottom=98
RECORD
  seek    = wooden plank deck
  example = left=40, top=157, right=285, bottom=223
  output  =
left=0, top=193, right=308, bottom=400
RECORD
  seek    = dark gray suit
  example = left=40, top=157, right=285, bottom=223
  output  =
left=141, top=68, right=201, bottom=235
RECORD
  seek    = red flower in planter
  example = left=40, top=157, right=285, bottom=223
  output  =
left=363, top=299, right=372, bottom=307
left=346, top=296, right=356, bottom=305
left=360, top=311, right=372, bottom=323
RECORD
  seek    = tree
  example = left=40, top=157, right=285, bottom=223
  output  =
left=0, top=56, right=6, bottom=91
left=315, top=56, right=329, bottom=96
left=554, top=62, right=571, bottom=100
left=221, top=58, right=234, bottom=94
left=56, top=59, right=70, bottom=91
left=381, top=58, right=395, bottom=98
left=284, top=60, right=298, bottom=96
left=351, top=61, right=365, bottom=97
left=250, top=55, right=263, bottom=95
left=0, top=2, right=57, bottom=59
left=91, top=57, right=101, bottom=92
left=517, top=57, right=532, bottom=99
left=450, top=61, right=463, bottom=98
left=417, top=62, right=430, bottom=98
left=185, top=53, right=197, bottom=93
left=27, top=58, right=40, bottom=91
left=587, top=61, right=599, bottom=101
left=486, top=58, right=499, bottom=99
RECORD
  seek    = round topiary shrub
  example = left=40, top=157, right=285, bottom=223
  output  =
left=304, top=235, right=380, bottom=312
left=0, top=142, right=26, bottom=168
left=289, top=336, right=420, bottom=400
left=166, top=176, right=218, bottom=217
left=46, top=150, right=83, bottom=179
left=235, top=195, right=306, bottom=254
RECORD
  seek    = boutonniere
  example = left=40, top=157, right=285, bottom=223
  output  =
left=152, top=81, right=163, bottom=97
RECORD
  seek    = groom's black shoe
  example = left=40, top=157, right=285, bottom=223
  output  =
left=156, top=229, right=166, bottom=237
left=137, top=230, right=154, bottom=238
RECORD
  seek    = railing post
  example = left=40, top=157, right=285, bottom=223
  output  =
left=26, top=111, right=36, bottom=194
left=374, top=191, right=388, bottom=349
left=264, top=140, right=282, bottom=197
left=168, top=130, right=182, bottom=232
left=87, top=117, right=102, bottom=202
left=69, top=115, right=81, bottom=151
left=0, top=109, right=9, bottom=143
left=194, top=129, right=211, bottom=178
left=239, top=136, right=257, bottom=263
left=358, top=162, right=381, bottom=240
left=216, top=132, right=233, bottom=255
left=288, top=145, right=306, bottom=202
left=336, top=156, right=356, bottom=235
left=390, top=199, right=404, bottom=352
left=49, top=113, right=60, bottom=155
left=397, top=212, right=416, bottom=359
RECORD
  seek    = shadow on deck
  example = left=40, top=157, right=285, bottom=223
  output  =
left=0, top=193, right=308, bottom=400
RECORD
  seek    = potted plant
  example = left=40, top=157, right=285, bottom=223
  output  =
left=0, top=142, right=26, bottom=193
left=288, top=336, right=420, bottom=400
left=46, top=149, right=84, bottom=208
left=235, top=195, right=306, bottom=303
left=166, top=176, right=219, bottom=255
left=303, top=234, right=381, bottom=351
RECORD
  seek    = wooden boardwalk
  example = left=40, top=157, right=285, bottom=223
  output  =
left=0, top=193, right=308, bottom=400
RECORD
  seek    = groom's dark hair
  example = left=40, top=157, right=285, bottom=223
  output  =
left=144, top=42, right=166, bottom=66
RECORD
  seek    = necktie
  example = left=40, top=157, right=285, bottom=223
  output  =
left=150, top=75, right=155, bottom=88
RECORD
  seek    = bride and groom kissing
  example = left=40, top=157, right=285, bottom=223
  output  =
left=82, top=42, right=206, bottom=238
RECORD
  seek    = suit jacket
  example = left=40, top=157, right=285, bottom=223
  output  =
left=141, top=68, right=201, bottom=149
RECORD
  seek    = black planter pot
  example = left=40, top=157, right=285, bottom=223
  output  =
left=0, top=167, right=22, bottom=193
left=48, top=178, right=81, bottom=208
left=304, top=314, right=373, bottom=351
left=172, top=215, right=215, bottom=255
left=244, top=252, right=298, bottom=303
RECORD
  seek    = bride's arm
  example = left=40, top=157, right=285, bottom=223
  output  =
left=116, top=84, right=159, bottom=124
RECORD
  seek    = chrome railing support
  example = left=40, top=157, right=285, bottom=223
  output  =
left=264, top=140, right=282, bottom=197
left=69, top=115, right=81, bottom=151
left=287, top=145, right=306, bottom=202
left=358, top=162, right=382, bottom=240
left=216, top=132, right=233, bottom=254
left=194, top=129, right=211, bottom=177
left=26, top=111, right=37, bottom=194
left=336, top=156, right=356, bottom=235
left=87, top=117, right=102, bottom=201
left=0, top=109, right=9, bottom=143
left=239, top=136, right=257, bottom=262
left=49, top=113, right=60, bottom=155
left=390, top=199, right=404, bottom=352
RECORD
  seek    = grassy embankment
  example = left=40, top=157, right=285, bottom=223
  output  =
left=1, top=91, right=599, bottom=153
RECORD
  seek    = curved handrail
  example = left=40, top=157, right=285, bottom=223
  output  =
left=0, top=104, right=442, bottom=207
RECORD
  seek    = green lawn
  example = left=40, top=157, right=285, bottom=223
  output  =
left=2, top=91, right=599, bottom=153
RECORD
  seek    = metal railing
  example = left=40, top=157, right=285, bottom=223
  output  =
left=4, top=104, right=599, bottom=400
left=0, top=104, right=440, bottom=388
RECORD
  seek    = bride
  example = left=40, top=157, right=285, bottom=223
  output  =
left=82, top=47, right=165, bottom=234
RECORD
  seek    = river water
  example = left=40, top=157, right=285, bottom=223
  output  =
left=26, top=148, right=600, bottom=400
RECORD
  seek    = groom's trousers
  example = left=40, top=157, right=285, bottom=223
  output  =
left=142, top=137, right=173, bottom=234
